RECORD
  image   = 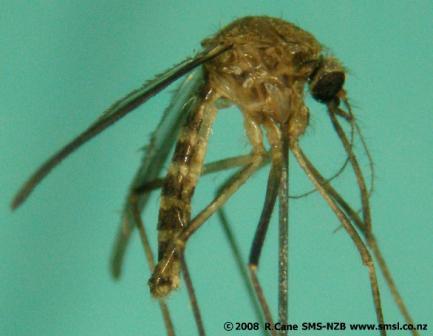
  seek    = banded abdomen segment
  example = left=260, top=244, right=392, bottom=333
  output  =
left=150, top=87, right=218, bottom=297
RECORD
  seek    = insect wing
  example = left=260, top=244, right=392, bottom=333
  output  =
left=12, top=44, right=230, bottom=209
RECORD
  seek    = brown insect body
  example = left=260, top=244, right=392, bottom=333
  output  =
left=204, top=16, right=321, bottom=137
left=150, top=17, right=331, bottom=297
left=153, top=86, right=218, bottom=297
left=13, top=15, right=418, bottom=335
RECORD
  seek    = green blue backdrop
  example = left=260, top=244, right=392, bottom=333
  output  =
left=1, top=1, right=432, bottom=335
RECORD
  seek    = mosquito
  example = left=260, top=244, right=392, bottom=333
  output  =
left=12, top=16, right=418, bottom=336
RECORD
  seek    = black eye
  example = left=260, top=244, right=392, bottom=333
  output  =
left=309, top=57, right=345, bottom=103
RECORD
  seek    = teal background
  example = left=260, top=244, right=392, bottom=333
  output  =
left=1, top=1, right=432, bottom=335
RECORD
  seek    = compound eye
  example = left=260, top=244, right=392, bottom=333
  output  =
left=309, top=58, right=345, bottom=103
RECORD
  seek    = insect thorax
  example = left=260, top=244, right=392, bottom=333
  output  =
left=202, top=16, right=323, bottom=141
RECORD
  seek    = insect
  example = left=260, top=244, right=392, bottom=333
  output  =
left=12, top=16, right=418, bottom=335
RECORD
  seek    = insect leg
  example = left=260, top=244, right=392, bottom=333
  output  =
left=180, top=254, right=205, bottom=336
left=305, top=157, right=418, bottom=335
left=249, top=270, right=276, bottom=336
left=133, top=152, right=271, bottom=195
left=327, top=100, right=372, bottom=238
left=247, top=152, right=282, bottom=334
left=129, top=194, right=175, bottom=336
left=304, top=121, right=418, bottom=333
left=291, top=143, right=386, bottom=335
left=367, top=240, right=418, bottom=335
left=149, top=153, right=265, bottom=298
left=217, top=209, right=266, bottom=333
left=249, top=118, right=290, bottom=333
left=342, top=97, right=376, bottom=197
left=249, top=154, right=282, bottom=266
left=208, top=148, right=279, bottom=335
left=328, top=102, right=412, bottom=327
left=289, top=110, right=355, bottom=200
left=278, top=121, right=289, bottom=333
left=203, top=153, right=269, bottom=174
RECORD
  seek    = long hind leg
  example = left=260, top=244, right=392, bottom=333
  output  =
left=247, top=151, right=283, bottom=336
left=179, top=253, right=205, bottom=336
left=329, top=99, right=417, bottom=331
left=305, top=156, right=419, bottom=335
left=292, top=143, right=386, bottom=336
left=208, top=150, right=281, bottom=336
left=128, top=194, right=175, bottom=336
left=217, top=209, right=266, bottom=334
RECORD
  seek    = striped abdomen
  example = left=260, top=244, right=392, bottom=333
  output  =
left=150, top=88, right=217, bottom=297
